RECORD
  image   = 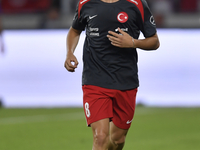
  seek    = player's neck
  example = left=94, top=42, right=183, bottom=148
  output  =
left=101, top=0, right=120, bottom=3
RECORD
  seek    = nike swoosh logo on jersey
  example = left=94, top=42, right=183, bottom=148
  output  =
left=126, top=119, right=133, bottom=124
left=89, top=15, right=97, bottom=20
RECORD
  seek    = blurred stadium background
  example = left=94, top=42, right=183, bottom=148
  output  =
left=0, top=0, right=200, bottom=150
left=1, top=0, right=200, bottom=29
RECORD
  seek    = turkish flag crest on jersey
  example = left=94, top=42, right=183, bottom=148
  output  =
left=117, top=12, right=128, bottom=23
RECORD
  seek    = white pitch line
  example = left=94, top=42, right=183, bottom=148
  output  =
left=0, top=112, right=85, bottom=125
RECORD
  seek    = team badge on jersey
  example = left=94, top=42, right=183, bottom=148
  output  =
left=117, top=12, right=128, bottom=23
left=150, top=16, right=156, bottom=25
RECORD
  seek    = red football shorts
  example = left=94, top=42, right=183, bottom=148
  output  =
left=82, top=85, right=137, bottom=129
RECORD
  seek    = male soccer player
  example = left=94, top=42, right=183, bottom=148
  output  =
left=64, top=0, right=160, bottom=150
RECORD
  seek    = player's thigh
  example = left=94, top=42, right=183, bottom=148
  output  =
left=109, top=121, right=128, bottom=143
left=91, top=118, right=110, bottom=136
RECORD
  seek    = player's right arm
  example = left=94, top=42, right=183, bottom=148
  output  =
left=64, top=27, right=82, bottom=72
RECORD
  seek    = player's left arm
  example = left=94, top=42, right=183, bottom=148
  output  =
left=133, top=32, right=160, bottom=50
left=107, top=27, right=159, bottom=50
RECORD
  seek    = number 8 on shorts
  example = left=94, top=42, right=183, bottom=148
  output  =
left=85, top=102, right=91, bottom=118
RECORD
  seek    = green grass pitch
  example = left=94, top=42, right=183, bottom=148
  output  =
left=0, top=107, right=200, bottom=150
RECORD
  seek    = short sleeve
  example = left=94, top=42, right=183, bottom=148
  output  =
left=72, top=2, right=86, bottom=31
left=140, top=0, right=157, bottom=38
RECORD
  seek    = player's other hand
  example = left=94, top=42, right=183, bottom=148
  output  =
left=64, top=53, right=79, bottom=72
left=107, top=27, right=135, bottom=48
